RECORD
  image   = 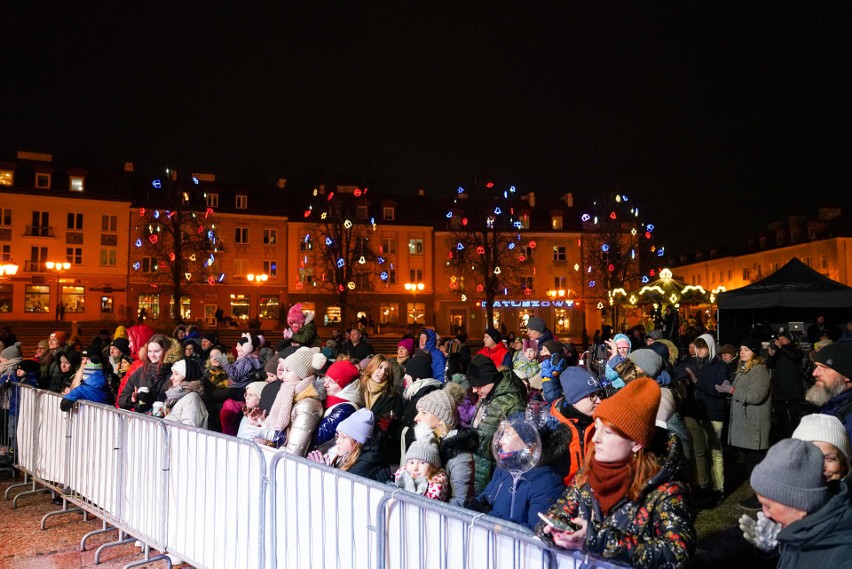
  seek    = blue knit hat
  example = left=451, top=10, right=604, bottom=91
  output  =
left=337, top=408, right=375, bottom=444
left=559, top=367, right=602, bottom=405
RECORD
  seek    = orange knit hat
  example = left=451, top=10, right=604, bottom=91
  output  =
left=593, top=378, right=661, bottom=448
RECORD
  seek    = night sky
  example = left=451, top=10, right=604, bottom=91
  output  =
left=2, top=3, right=849, bottom=254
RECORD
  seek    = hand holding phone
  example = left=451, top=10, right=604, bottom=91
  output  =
left=538, top=512, right=578, bottom=533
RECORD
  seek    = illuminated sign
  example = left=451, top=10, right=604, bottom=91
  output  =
left=479, top=299, right=575, bottom=308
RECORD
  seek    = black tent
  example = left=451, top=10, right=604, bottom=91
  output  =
left=717, top=257, right=852, bottom=309
left=716, top=258, right=852, bottom=343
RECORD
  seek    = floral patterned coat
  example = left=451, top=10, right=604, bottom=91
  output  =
left=536, top=431, right=695, bottom=569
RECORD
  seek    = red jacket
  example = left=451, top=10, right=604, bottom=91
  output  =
left=477, top=343, right=511, bottom=369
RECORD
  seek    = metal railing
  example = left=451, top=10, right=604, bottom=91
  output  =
left=3, top=383, right=620, bottom=569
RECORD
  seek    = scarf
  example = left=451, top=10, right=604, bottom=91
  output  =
left=587, top=456, right=632, bottom=516
left=164, top=381, right=201, bottom=410
left=264, top=377, right=314, bottom=432
left=364, top=378, right=386, bottom=410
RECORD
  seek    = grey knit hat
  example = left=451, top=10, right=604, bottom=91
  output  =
left=751, top=438, right=830, bottom=513
left=405, top=436, right=441, bottom=468
left=0, top=342, right=22, bottom=360
left=627, top=349, right=663, bottom=378
left=416, top=388, right=458, bottom=429
left=526, top=317, right=546, bottom=333
left=337, top=408, right=374, bottom=444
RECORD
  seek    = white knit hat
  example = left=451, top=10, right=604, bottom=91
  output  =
left=171, top=360, right=187, bottom=379
left=793, top=413, right=851, bottom=459
left=281, top=347, right=315, bottom=379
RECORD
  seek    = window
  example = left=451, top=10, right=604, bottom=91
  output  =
left=407, top=303, right=426, bottom=324
left=382, top=207, right=395, bottom=221
left=554, top=309, right=570, bottom=334
left=0, top=284, right=13, bottom=312
left=263, top=260, right=277, bottom=277
left=0, top=170, right=13, bottom=186
left=69, top=176, right=85, bottom=192
left=554, top=276, right=566, bottom=289
left=356, top=206, right=368, bottom=220
left=381, top=238, right=397, bottom=254
left=408, top=238, right=424, bottom=255
left=25, top=285, right=50, bottom=313
left=519, top=212, right=530, bottom=229
left=298, top=268, right=313, bottom=284
left=67, top=213, right=83, bottom=230
left=234, top=258, right=248, bottom=275
left=263, top=229, right=277, bottom=245
left=35, top=173, right=51, bottom=189
left=230, top=296, right=250, bottom=320
left=141, top=257, right=159, bottom=273
left=802, top=256, right=811, bottom=267
left=207, top=193, right=219, bottom=208
left=521, top=276, right=534, bottom=291
left=380, top=303, right=399, bottom=324
left=100, top=249, right=117, bottom=266
left=790, top=229, right=800, bottom=243
left=770, top=262, right=779, bottom=273
left=61, top=285, right=86, bottom=312
left=30, top=246, right=48, bottom=270
left=102, top=215, right=117, bottom=232
left=521, top=245, right=534, bottom=260
left=66, top=247, right=82, bottom=264
left=553, top=246, right=567, bottom=261
left=299, top=236, right=313, bottom=251
left=0, top=208, right=10, bottom=225
left=259, top=295, right=280, bottom=320
left=388, top=268, right=397, bottom=284
left=101, top=296, right=113, bottom=313
left=551, top=215, right=563, bottom=230
left=728, top=270, right=732, bottom=280
left=409, top=269, right=423, bottom=282
left=324, top=306, right=342, bottom=326
left=235, top=227, right=249, bottom=244
left=742, top=268, right=751, bottom=280
left=169, top=295, right=192, bottom=320
left=236, top=195, right=248, bottom=209
left=1, top=244, right=10, bottom=261
left=30, top=211, right=50, bottom=236
left=138, top=293, right=160, bottom=320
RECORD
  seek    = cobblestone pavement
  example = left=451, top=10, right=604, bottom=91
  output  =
left=0, top=477, right=188, bottom=569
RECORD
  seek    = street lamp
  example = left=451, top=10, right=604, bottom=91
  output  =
left=404, top=282, right=425, bottom=324
left=247, top=273, right=268, bottom=320
left=45, top=261, right=71, bottom=318
left=0, top=261, right=19, bottom=277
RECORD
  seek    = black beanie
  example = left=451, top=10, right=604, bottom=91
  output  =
left=484, top=328, right=502, bottom=344
left=466, top=354, right=502, bottom=387
left=406, top=355, right=434, bottom=381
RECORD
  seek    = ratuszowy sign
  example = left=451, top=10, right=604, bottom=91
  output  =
left=480, top=299, right=575, bottom=308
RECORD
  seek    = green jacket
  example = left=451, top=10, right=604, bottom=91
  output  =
left=471, top=370, right=528, bottom=493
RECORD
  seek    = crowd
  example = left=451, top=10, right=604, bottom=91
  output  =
left=2, top=310, right=852, bottom=569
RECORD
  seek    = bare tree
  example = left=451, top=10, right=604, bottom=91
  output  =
left=132, top=171, right=218, bottom=322
left=301, top=185, right=381, bottom=326
left=442, top=181, right=530, bottom=328
left=580, top=193, right=664, bottom=328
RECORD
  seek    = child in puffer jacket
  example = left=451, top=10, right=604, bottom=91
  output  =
left=603, top=333, right=631, bottom=389
left=393, top=434, right=449, bottom=501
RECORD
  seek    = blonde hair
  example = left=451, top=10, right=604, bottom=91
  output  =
left=742, top=354, right=765, bottom=372
left=337, top=440, right=363, bottom=472
left=359, top=355, right=392, bottom=395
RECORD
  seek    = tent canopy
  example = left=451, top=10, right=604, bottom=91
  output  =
left=716, top=257, right=852, bottom=309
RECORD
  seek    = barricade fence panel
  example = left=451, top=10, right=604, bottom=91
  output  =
left=10, top=388, right=625, bottom=569
left=268, top=452, right=388, bottom=569
left=67, top=402, right=124, bottom=520
left=165, top=423, right=266, bottom=569
left=122, top=412, right=169, bottom=550
left=34, top=390, right=69, bottom=488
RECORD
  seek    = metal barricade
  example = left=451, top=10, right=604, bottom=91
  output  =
left=163, top=422, right=267, bottom=569
left=34, top=389, right=70, bottom=488
left=121, top=411, right=170, bottom=553
left=1, top=381, right=21, bottom=478
left=267, top=452, right=390, bottom=569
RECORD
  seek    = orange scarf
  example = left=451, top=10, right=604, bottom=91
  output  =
left=587, top=457, right=632, bottom=516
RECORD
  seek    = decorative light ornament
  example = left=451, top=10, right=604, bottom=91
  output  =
left=336, top=258, right=345, bottom=268
left=207, top=276, right=216, bottom=285
left=169, top=252, right=176, bottom=262
left=377, top=257, right=385, bottom=264
left=642, top=276, right=650, bottom=283
left=589, top=281, right=596, bottom=287
left=493, top=266, right=501, bottom=275
left=457, top=242, right=464, bottom=250
left=358, top=256, right=366, bottom=264
left=523, top=287, right=532, bottom=296
left=486, top=182, right=494, bottom=188
left=217, top=273, right=225, bottom=283
left=133, top=262, right=141, bottom=270
left=601, top=244, right=609, bottom=252
left=148, top=235, right=158, bottom=244
left=303, top=210, right=311, bottom=218
left=139, top=208, right=146, bottom=216
left=152, top=180, right=161, bottom=189
left=587, top=265, right=592, bottom=273
left=622, top=195, right=629, bottom=202
left=609, top=212, right=616, bottom=220
left=597, top=301, right=605, bottom=309
left=446, top=211, right=453, bottom=218
left=135, top=239, right=143, bottom=247
left=353, top=188, right=362, bottom=197
left=447, top=251, right=454, bottom=260
left=528, top=241, right=536, bottom=249
left=608, top=264, right=615, bottom=272
left=326, top=237, right=333, bottom=246
left=508, top=242, right=516, bottom=250
left=462, top=217, right=468, bottom=226
left=380, top=271, right=389, bottom=281
left=476, top=246, right=485, bottom=255
left=338, top=284, right=345, bottom=292
left=154, top=210, right=160, bottom=219
left=649, top=269, right=656, bottom=277
left=343, top=219, right=353, bottom=229
left=321, top=212, right=327, bottom=220
left=326, top=191, right=333, bottom=201
left=347, top=281, right=356, bottom=290
left=581, top=214, right=591, bottom=222
left=615, top=195, right=621, bottom=203
left=476, top=284, right=484, bottom=292
left=185, top=273, right=192, bottom=281
left=657, top=247, right=665, bottom=257
left=494, top=207, right=502, bottom=215
left=189, top=254, right=196, bottom=261
left=518, top=255, right=526, bottom=262
left=461, top=294, right=468, bottom=302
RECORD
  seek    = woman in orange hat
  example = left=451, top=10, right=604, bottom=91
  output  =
left=536, top=378, right=695, bottom=568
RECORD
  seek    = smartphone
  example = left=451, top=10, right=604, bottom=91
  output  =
left=537, top=512, right=578, bottom=533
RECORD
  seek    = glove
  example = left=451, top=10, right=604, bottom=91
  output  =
left=377, top=415, right=393, bottom=432
left=540, top=353, right=566, bottom=380
left=282, top=328, right=294, bottom=339
left=213, top=352, right=229, bottom=367
left=716, top=380, right=734, bottom=395
left=739, top=512, right=780, bottom=553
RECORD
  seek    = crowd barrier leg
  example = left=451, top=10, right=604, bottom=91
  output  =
left=94, top=531, right=134, bottom=564
left=11, top=478, right=50, bottom=508
left=4, top=471, right=31, bottom=499
left=81, top=520, right=117, bottom=552
left=123, top=543, right=172, bottom=569
left=41, top=496, right=88, bottom=529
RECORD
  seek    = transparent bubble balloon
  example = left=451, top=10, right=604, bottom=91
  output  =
left=492, top=417, right=542, bottom=476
